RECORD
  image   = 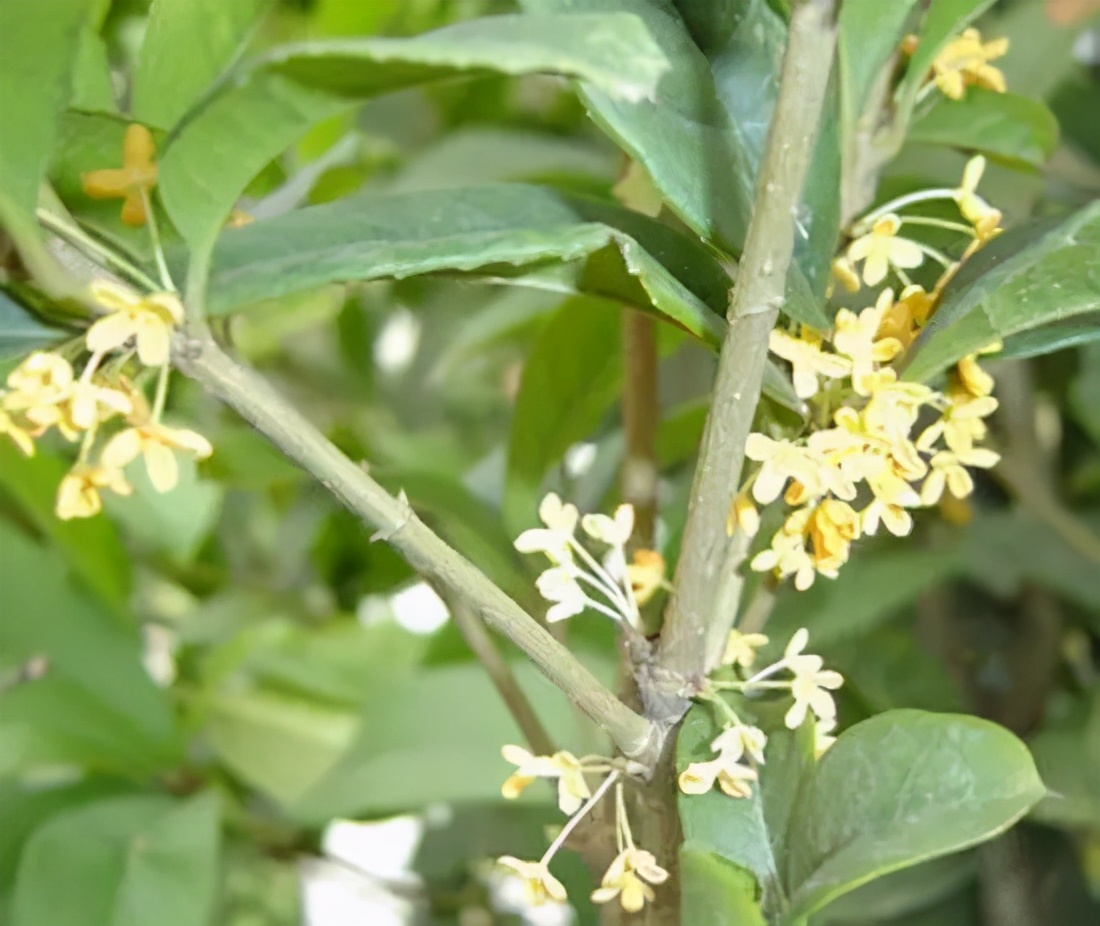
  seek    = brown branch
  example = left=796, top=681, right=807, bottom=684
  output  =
left=621, top=309, right=659, bottom=549
left=657, top=0, right=840, bottom=684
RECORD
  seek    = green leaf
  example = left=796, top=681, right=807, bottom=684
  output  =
left=132, top=0, right=268, bottom=130
left=11, top=792, right=220, bottom=926
left=71, top=26, right=117, bottom=114
left=681, top=849, right=767, bottom=926
left=995, top=311, right=1100, bottom=360
left=0, top=524, right=179, bottom=776
left=839, top=0, right=920, bottom=133
left=894, top=0, right=998, bottom=121
left=904, top=201, right=1100, bottom=382
left=1028, top=692, right=1100, bottom=829
left=0, top=290, right=63, bottom=359
left=0, top=445, right=131, bottom=609
left=908, top=90, right=1059, bottom=168
left=202, top=184, right=729, bottom=345
left=160, top=11, right=668, bottom=258
left=784, top=710, right=1045, bottom=920
left=819, top=853, right=978, bottom=923
left=0, top=0, right=92, bottom=262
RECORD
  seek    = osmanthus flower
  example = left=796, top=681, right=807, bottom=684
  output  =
left=0, top=404, right=35, bottom=456
left=955, top=352, right=996, bottom=398
left=514, top=491, right=579, bottom=563
left=918, top=389, right=998, bottom=455
left=500, top=745, right=592, bottom=814
left=722, top=628, right=770, bottom=669
left=496, top=857, right=567, bottom=906
left=65, top=379, right=133, bottom=432
left=81, top=123, right=159, bottom=227
left=87, top=281, right=184, bottom=367
left=832, top=291, right=904, bottom=395
left=678, top=722, right=768, bottom=800
left=745, top=434, right=856, bottom=505
left=581, top=504, right=634, bottom=546
left=920, top=446, right=1000, bottom=505
left=100, top=419, right=213, bottom=493
left=4, top=352, right=77, bottom=437
left=875, top=284, right=936, bottom=349
left=727, top=487, right=760, bottom=538
left=954, top=156, right=1003, bottom=240
left=591, top=848, right=670, bottom=913
left=626, top=549, right=666, bottom=606
left=768, top=326, right=851, bottom=399
left=534, top=567, right=587, bottom=622
left=750, top=508, right=819, bottom=591
left=844, top=214, right=924, bottom=287
left=55, top=463, right=132, bottom=520
left=862, top=467, right=921, bottom=537
left=930, top=28, right=1009, bottom=101
left=807, top=499, right=861, bottom=573
left=783, top=631, right=845, bottom=730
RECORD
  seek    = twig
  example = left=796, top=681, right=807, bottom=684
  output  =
left=447, top=596, right=556, bottom=756
left=658, top=0, right=840, bottom=684
left=621, top=309, right=659, bottom=549
left=172, top=331, right=659, bottom=762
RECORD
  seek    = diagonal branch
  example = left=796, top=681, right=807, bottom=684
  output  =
left=657, top=0, right=840, bottom=685
left=173, top=331, right=659, bottom=763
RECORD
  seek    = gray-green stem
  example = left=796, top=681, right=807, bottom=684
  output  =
left=657, top=0, right=840, bottom=686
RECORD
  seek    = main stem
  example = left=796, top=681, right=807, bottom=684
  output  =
left=173, top=331, right=659, bottom=763
left=657, top=0, right=839, bottom=685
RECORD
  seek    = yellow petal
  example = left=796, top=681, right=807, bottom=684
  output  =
left=101, top=428, right=143, bottom=469
left=86, top=312, right=136, bottom=355
left=143, top=440, right=179, bottom=492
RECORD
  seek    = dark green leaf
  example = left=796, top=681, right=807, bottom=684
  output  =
left=11, top=793, right=220, bottom=926
left=996, top=311, right=1100, bottom=360
left=202, top=185, right=729, bottom=345
left=0, top=290, right=64, bottom=359
left=0, top=446, right=131, bottom=609
left=785, top=710, right=1044, bottom=919
left=905, top=201, right=1100, bottom=382
left=909, top=90, right=1059, bottom=168
left=819, top=854, right=978, bottom=923
left=0, top=524, right=178, bottom=777
left=839, top=0, right=920, bottom=133
left=0, top=0, right=92, bottom=261
left=132, top=0, right=268, bottom=130
left=681, top=849, right=767, bottom=926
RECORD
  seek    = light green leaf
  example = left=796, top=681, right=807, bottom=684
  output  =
left=202, top=185, right=729, bottom=346
left=909, top=90, right=1059, bottom=168
left=160, top=11, right=668, bottom=258
left=904, top=201, right=1100, bottom=382
left=0, top=0, right=92, bottom=263
left=71, top=26, right=117, bottom=114
left=894, top=0, right=998, bottom=121
left=819, top=854, right=978, bottom=923
left=132, top=0, right=268, bottom=130
left=839, top=0, right=920, bottom=133
left=0, top=524, right=179, bottom=777
left=11, top=792, right=220, bottom=926
left=681, top=849, right=767, bottom=926
left=996, top=312, right=1100, bottom=360
left=0, top=445, right=131, bottom=610
left=0, top=290, right=63, bottom=359
left=785, top=710, right=1045, bottom=920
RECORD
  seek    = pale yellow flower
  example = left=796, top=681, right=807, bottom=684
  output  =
left=832, top=290, right=905, bottom=395
left=722, top=629, right=769, bottom=669
left=769, top=327, right=851, bottom=399
left=626, top=549, right=665, bottom=605
left=862, top=467, right=921, bottom=537
left=876, top=284, right=936, bottom=348
left=785, top=654, right=844, bottom=729
left=807, top=499, right=861, bottom=573
left=81, top=123, right=158, bottom=227
left=727, top=487, right=760, bottom=538
left=750, top=509, right=818, bottom=591
left=500, top=745, right=592, bottom=814
left=921, top=447, right=1000, bottom=505
left=497, top=857, right=567, bottom=906
left=515, top=493, right=579, bottom=562
left=591, top=849, right=669, bottom=913
left=534, top=567, right=587, bottom=622
left=55, top=463, right=132, bottom=520
left=4, top=352, right=80, bottom=440
left=954, top=156, right=1002, bottom=240
left=87, top=281, right=183, bottom=366
left=100, top=421, right=212, bottom=493
left=956, top=353, right=995, bottom=398
left=830, top=256, right=862, bottom=293
left=846, top=215, right=924, bottom=287
left=745, top=434, right=856, bottom=505
left=581, top=503, right=634, bottom=546
left=0, top=405, right=35, bottom=456
left=918, top=391, right=998, bottom=454
left=932, top=29, right=1009, bottom=101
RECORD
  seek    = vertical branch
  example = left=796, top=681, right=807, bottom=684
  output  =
left=658, top=0, right=839, bottom=684
left=621, top=309, right=659, bottom=549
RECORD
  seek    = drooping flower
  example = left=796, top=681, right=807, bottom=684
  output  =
left=830, top=256, right=862, bottom=292
left=81, top=123, right=159, bottom=227
left=920, top=446, right=1000, bottom=505
left=785, top=653, right=844, bottom=730
left=727, top=487, right=760, bottom=538
left=807, top=499, right=861, bottom=574
left=87, top=281, right=183, bottom=366
left=832, top=291, right=904, bottom=395
left=100, top=420, right=212, bottom=493
left=954, top=156, right=1002, bottom=240
left=626, top=549, right=666, bottom=605
left=534, top=567, right=587, bottom=622
left=722, top=629, right=770, bottom=669
left=955, top=353, right=995, bottom=398
left=55, top=463, right=132, bottom=520
left=591, top=849, right=670, bottom=913
left=876, top=284, right=936, bottom=348
left=745, top=434, right=855, bottom=505
left=931, top=28, right=1009, bottom=101
left=768, top=327, right=851, bottom=399
left=4, top=352, right=80, bottom=440
left=918, top=390, right=998, bottom=454
left=0, top=404, right=35, bottom=456
left=677, top=723, right=764, bottom=798
left=500, top=745, right=592, bottom=815
left=845, top=214, right=924, bottom=286
left=514, top=492, right=579, bottom=562
left=862, top=467, right=921, bottom=537
left=496, top=857, right=568, bottom=906
left=750, top=509, right=818, bottom=591
left=581, top=504, right=635, bottom=546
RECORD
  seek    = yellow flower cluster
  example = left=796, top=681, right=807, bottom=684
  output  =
left=82, top=124, right=159, bottom=227
left=903, top=27, right=1010, bottom=102
left=734, top=157, right=1004, bottom=591
left=0, top=282, right=210, bottom=520
left=497, top=746, right=668, bottom=913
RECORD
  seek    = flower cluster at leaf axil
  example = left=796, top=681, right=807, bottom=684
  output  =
left=1, top=126, right=211, bottom=519
left=737, top=156, right=1004, bottom=591
left=679, top=628, right=842, bottom=801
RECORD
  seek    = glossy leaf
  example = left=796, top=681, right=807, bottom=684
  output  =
left=905, top=201, right=1100, bottom=381
left=11, top=793, right=220, bottom=926
left=996, top=312, right=1100, bottom=360
left=909, top=90, right=1059, bottom=168
left=785, top=710, right=1045, bottom=919
left=160, top=11, right=668, bottom=255
left=202, top=184, right=729, bottom=345
left=0, top=0, right=92, bottom=259
left=132, top=0, right=268, bottom=129
left=681, top=849, right=767, bottom=926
